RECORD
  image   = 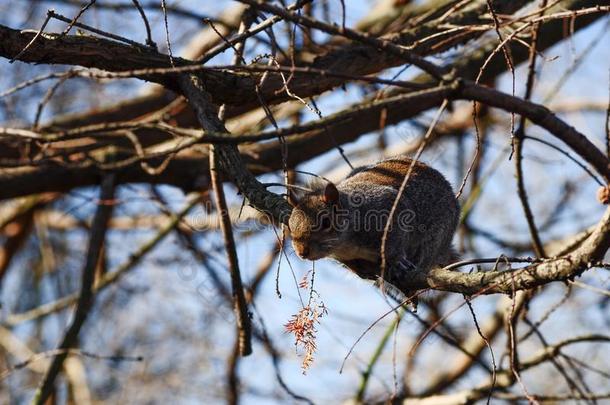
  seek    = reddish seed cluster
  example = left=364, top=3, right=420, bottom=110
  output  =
left=284, top=286, right=328, bottom=373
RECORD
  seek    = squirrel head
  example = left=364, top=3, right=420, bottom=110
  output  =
left=288, top=182, right=341, bottom=261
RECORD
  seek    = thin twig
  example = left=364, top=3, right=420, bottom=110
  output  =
left=9, top=11, right=53, bottom=63
left=59, top=0, right=96, bottom=36
left=130, top=0, right=156, bottom=48
left=464, top=296, right=496, bottom=405
left=48, top=10, right=154, bottom=50
left=512, top=0, right=548, bottom=259
left=210, top=147, right=252, bottom=356
left=379, top=99, right=448, bottom=283
left=160, top=0, right=174, bottom=65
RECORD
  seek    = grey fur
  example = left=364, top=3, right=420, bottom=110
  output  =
left=288, top=156, right=460, bottom=297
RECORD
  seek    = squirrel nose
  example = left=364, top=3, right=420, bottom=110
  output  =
left=300, top=246, right=310, bottom=258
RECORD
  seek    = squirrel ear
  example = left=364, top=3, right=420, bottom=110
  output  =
left=323, top=183, right=339, bottom=204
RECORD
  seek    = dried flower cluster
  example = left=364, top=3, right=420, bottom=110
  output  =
left=285, top=271, right=328, bottom=373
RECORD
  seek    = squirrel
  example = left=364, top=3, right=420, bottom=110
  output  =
left=288, top=155, right=459, bottom=305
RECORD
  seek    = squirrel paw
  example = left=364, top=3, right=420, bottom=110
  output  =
left=374, top=278, right=418, bottom=312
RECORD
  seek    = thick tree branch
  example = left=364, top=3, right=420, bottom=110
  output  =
left=0, top=0, right=535, bottom=108
left=2, top=78, right=608, bottom=204
left=0, top=23, right=253, bottom=101
left=398, top=206, right=610, bottom=295
left=177, top=74, right=292, bottom=222
left=33, top=174, right=116, bottom=405
left=2, top=0, right=599, bottom=137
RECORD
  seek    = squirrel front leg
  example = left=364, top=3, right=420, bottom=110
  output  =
left=341, top=259, right=379, bottom=280
left=381, top=254, right=420, bottom=311
left=342, top=257, right=419, bottom=310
